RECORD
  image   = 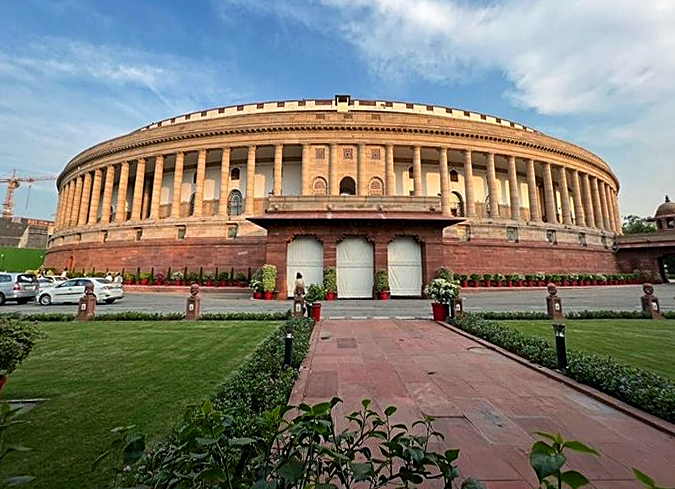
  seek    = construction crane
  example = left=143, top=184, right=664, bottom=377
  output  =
left=1, top=170, right=57, bottom=219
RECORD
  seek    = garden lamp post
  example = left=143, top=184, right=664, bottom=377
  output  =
left=552, top=323, right=567, bottom=371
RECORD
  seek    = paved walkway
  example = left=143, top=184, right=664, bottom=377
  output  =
left=289, top=319, right=675, bottom=489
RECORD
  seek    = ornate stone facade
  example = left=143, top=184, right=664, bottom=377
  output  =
left=45, top=96, right=622, bottom=281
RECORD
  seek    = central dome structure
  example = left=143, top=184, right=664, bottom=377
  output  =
left=46, top=95, right=622, bottom=297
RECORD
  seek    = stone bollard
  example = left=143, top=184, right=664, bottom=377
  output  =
left=546, top=283, right=564, bottom=320
left=640, top=283, right=664, bottom=320
left=76, top=282, right=97, bottom=320
left=450, top=297, right=464, bottom=320
left=185, top=283, right=201, bottom=320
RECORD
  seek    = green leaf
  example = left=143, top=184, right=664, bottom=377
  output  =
left=351, top=461, right=374, bottom=482
left=531, top=440, right=554, bottom=455
left=444, top=448, right=460, bottom=462
left=633, top=468, right=656, bottom=488
left=196, top=437, right=218, bottom=446
left=529, top=450, right=566, bottom=482
left=122, top=434, right=145, bottom=465
left=231, top=437, right=256, bottom=446
left=535, top=431, right=558, bottom=442
left=4, top=445, right=31, bottom=453
left=91, top=450, right=112, bottom=472
left=384, top=406, right=397, bottom=417
left=198, top=468, right=226, bottom=482
left=202, top=399, right=213, bottom=415
left=4, top=476, right=35, bottom=487
left=311, top=401, right=333, bottom=415
left=560, top=470, right=590, bottom=489
left=563, top=441, right=599, bottom=456
left=361, top=399, right=372, bottom=409
left=278, top=457, right=304, bottom=482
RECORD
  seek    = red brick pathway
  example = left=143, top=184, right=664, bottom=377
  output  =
left=289, top=319, right=675, bottom=489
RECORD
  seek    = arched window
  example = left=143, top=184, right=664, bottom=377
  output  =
left=227, top=190, right=243, bottom=217
left=408, top=166, right=414, bottom=179
left=368, top=177, right=384, bottom=196
left=339, top=176, right=356, bottom=195
left=449, top=169, right=459, bottom=182
left=450, top=191, right=464, bottom=217
left=312, top=177, right=327, bottom=196
left=188, top=193, right=195, bottom=216
left=230, top=167, right=240, bottom=181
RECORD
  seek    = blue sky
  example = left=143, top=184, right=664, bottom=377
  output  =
left=1, top=0, right=673, bottom=220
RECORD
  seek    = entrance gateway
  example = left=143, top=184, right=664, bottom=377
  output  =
left=388, top=237, right=423, bottom=296
left=286, top=237, right=324, bottom=298
left=337, top=237, right=374, bottom=298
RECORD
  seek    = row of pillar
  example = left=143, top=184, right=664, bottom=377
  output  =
left=55, top=144, right=621, bottom=234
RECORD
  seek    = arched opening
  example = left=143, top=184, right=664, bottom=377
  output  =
left=388, top=237, right=422, bottom=296
left=339, top=176, right=356, bottom=195
left=368, top=177, right=384, bottom=196
left=660, top=253, right=675, bottom=283
left=287, top=237, right=324, bottom=298
left=407, top=166, right=414, bottom=179
left=450, top=191, right=464, bottom=217
left=188, top=193, right=195, bottom=216
left=449, top=169, right=459, bottom=182
left=230, top=167, right=240, bottom=181
left=337, top=237, right=374, bottom=298
left=227, top=189, right=243, bottom=217
left=312, top=177, right=327, bottom=196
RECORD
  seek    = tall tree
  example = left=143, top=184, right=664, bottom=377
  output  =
left=622, top=215, right=656, bottom=234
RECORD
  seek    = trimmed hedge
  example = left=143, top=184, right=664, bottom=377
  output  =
left=476, top=310, right=674, bottom=320
left=0, top=310, right=291, bottom=322
left=455, top=314, right=675, bottom=423
left=131, top=317, right=315, bottom=486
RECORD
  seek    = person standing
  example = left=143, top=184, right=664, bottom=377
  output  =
left=61, top=268, right=68, bottom=278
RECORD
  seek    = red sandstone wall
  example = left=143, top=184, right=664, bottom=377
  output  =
left=44, top=236, right=267, bottom=275
left=443, top=239, right=619, bottom=274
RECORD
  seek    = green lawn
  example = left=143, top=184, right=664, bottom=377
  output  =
left=0, top=320, right=279, bottom=489
left=502, top=319, right=675, bottom=381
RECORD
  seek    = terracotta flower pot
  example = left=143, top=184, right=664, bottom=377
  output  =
left=461, top=281, right=468, bottom=287
left=326, top=291, right=337, bottom=301
left=253, top=291, right=263, bottom=299
left=264, top=291, right=273, bottom=300
left=431, top=302, right=449, bottom=321
left=379, top=291, right=390, bottom=300
left=311, top=303, right=322, bottom=321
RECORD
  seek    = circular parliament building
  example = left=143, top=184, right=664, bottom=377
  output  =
left=46, top=95, right=624, bottom=298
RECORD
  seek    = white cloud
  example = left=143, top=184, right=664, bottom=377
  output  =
left=0, top=37, right=253, bottom=219
left=218, top=0, right=675, bottom=215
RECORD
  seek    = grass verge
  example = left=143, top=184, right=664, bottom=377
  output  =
left=502, top=319, right=675, bottom=381
left=0, top=320, right=279, bottom=489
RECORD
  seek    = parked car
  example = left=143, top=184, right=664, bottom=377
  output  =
left=37, top=278, right=124, bottom=305
left=38, top=276, right=65, bottom=290
left=0, top=272, right=39, bottom=305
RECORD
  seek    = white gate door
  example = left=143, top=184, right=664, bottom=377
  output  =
left=388, top=237, right=422, bottom=296
left=337, top=237, right=374, bottom=298
left=287, top=237, right=324, bottom=298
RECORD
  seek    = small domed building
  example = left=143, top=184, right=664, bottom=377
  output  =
left=652, top=196, right=675, bottom=231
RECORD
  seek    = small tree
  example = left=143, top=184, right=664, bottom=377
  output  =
left=323, top=267, right=337, bottom=293
left=261, top=264, right=277, bottom=292
left=375, top=269, right=390, bottom=292
left=622, top=215, right=656, bottom=234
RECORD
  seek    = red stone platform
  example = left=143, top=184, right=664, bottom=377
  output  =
left=289, top=319, right=675, bottom=489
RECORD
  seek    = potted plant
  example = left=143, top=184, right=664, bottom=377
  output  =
left=261, top=264, right=277, bottom=300
left=305, top=283, right=325, bottom=321
left=250, top=279, right=263, bottom=299
left=123, top=272, right=135, bottom=285
left=217, top=271, right=229, bottom=287
left=203, top=272, right=214, bottom=287
left=139, top=272, right=152, bottom=286
left=0, top=319, right=45, bottom=397
left=323, top=267, right=337, bottom=300
left=493, top=273, right=504, bottom=287
left=375, top=269, right=390, bottom=300
left=469, top=273, right=481, bottom=287
left=459, top=274, right=468, bottom=288
left=535, top=272, right=546, bottom=286
left=171, top=270, right=184, bottom=286
left=482, top=273, right=493, bottom=288
left=153, top=271, right=166, bottom=286
left=424, top=278, right=460, bottom=321
left=512, top=273, right=524, bottom=287
left=235, top=271, right=247, bottom=287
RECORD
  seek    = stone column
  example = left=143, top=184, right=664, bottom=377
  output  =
left=570, top=170, right=585, bottom=227
left=525, top=159, right=541, bottom=222
left=412, top=145, right=423, bottom=196
left=599, top=181, right=610, bottom=231
left=101, top=165, right=115, bottom=224
left=439, top=147, right=451, bottom=216
left=58, top=183, right=69, bottom=229
left=273, top=144, right=283, bottom=196
left=590, top=176, right=603, bottom=228
left=385, top=144, right=395, bottom=196
left=557, top=166, right=573, bottom=226
left=608, top=185, right=619, bottom=233
left=171, top=152, right=184, bottom=218
left=542, top=162, right=557, bottom=223
left=193, top=149, right=207, bottom=217
left=300, top=144, right=309, bottom=196
left=463, top=149, right=476, bottom=217
left=150, top=155, right=164, bottom=219
left=612, top=191, right=622, bottom=234
left=77, top=172, right=92, bottom=226
left=65, top=180, right=76, bottom=227
left=219, top=148, right=231, bottom=217
left=506, top=155, right=520, bottom=220
left=53, top=190, right=63, bottom=230
left=329, top=143, right=338, bottom=195
left=357, top=143, right=367, bottom=195
left=580, top=173, right=595, bottom=228
left=602, top=184, right=614, bottom=232
left=131, top=158, right=146, bottom=221
left=87, top=169, right=103, bottom=225
left=115, top=161, right=130, bottom=223
left=245, top=145, right=256, bottom=214
left=486, top=152, right=500, bottom=218
left=71, top=175, right=83, bottom=227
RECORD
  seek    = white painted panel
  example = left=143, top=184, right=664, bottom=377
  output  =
left=287, top=237, right=324, bottom=298
left=337, top=237, right=374, bottom=298
left=282, top=163, right=301, bottom=196
left=388, top=237, right=422, bottom=296
left=161, top=173, right=173, bottom=204
left=425, top=169, right=440, bottom=196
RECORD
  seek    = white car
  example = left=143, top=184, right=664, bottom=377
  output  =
left=37, top=277, right=124, bottom=305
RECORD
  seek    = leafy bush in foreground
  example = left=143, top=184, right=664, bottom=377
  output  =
left=0, top=310, right=291, bottom=322
left=455, top=314, right=675, bottom=423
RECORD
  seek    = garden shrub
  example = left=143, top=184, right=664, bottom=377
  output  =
left=0, top=318, right=46, bottom=375
left=0, top=310, right=291, bottom=322
left=454, top=314, right=675, bottom=423
left=475, top=310, right=662, bottom=320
